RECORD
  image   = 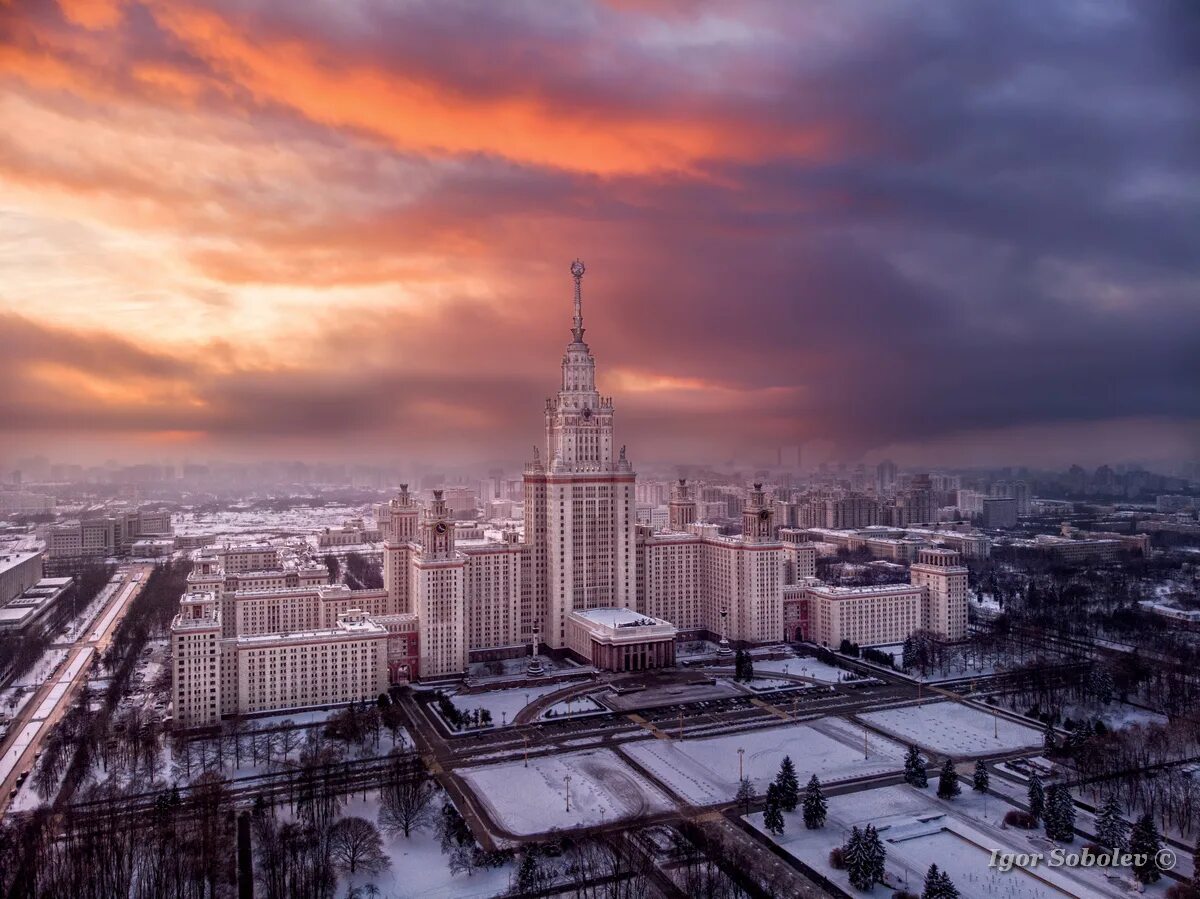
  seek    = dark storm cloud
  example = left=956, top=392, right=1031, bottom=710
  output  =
left=1, top=0, right=1196, bottom=462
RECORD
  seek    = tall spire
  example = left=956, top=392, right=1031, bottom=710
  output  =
left=570, top=259, right=586, bottom=342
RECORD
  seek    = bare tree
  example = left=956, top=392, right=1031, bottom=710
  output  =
left=378, top=764, right=436, bottom=838
left=328, top=817, right=389, bottom=876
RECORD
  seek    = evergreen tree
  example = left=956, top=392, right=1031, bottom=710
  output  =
left=514, top=848, right=541, bottom=895
left=902, top=635, right=917, bottom=670
left=937, top=758, right=960, bottom=799
left=1043, top=720, right=1058, bottom=752
left=921, top=865, right=960, bottom=899
left=936, top=869, right=960, bottom=899
left=763, top=783, right=785, bottom=836
left=904, top=745, right=928, bottom=788
left=844, top=826, right=872, bottom=891
left=1129, top=813, right=1163, bottom=884
left=802, top=774, right=828, bottom=830
left=972, top=760, right=989, bottom=793
left=863, top=823, right=886, bottom=886
left=1094, top=795, right=1127, bottom=851
left=775, top=756, right=800, bottom=812
left=1027, top=773, right=1045, bottom=821
left=1044, top=783, right=1075, bottom=842
left=733, top=648, right=755, bottom=682
left=734, top=776, right=755, bottom=814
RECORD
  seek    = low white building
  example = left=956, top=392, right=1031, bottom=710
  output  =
left=565, top=607, right=677, bottom=672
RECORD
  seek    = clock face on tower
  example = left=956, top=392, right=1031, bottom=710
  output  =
left=758, top=508, right=771, bottom=521
left=582, top=406, right=592, bottom=420
left=435, top=522, right=447, bottom=534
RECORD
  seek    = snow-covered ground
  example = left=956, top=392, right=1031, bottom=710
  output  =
left=29, top=648, right=92, bottom=722
left=447, top=680, right=590, bottom=727
left=751, top=783, right=1161, bottom=899
left=706, top=653, right=856, bottom=684
left=743, top=678, right=795, bottom=692
left=621, top=717, right=905, bottom=806
left=0, top=648, right=71, bottom=723
left=540, top=696, right=605, bottom=719
left=458, top=748, right=674, bottom=836
left=89, top=579, right=138, bottom=642
left=859, top=702, right=1042, bottom=756
left=745, top=657, right=853, bottom=684
left=174, top=506, right=371, bottom=538
left=1064, top=701, right=1168, bottom=732
left=340, top=792, right=514, bottom=899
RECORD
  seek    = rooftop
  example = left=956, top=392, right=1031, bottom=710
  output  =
left=572, top=607, right=667, bottom=628
left=807, top=583, right=923, bottom=597
left=0, top=549, right=41, bottom=575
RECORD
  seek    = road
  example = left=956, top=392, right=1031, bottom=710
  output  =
left=0, top=562, right=154, bottom=813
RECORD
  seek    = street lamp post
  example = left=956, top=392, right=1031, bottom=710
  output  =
left=738, top=747, right=745, bottom=782
left=564, top=775, right=572, bottom=812
left=523, top=734, right=529, bottom=768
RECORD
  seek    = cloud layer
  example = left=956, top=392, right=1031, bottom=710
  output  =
left=1, top=0, right=1197, bottom=466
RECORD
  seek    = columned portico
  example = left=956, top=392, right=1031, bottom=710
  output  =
left=565, top=607, right=677, bottom=672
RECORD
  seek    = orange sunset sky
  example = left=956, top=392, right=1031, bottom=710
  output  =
left=1, top=0, right=1197, bottom=468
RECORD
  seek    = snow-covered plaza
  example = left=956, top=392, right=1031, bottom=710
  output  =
left=457, top=748, right=674, bottom=836
left=859, top=701, right=1043, bottom=756
left=621, top=717, right=906, bottom=805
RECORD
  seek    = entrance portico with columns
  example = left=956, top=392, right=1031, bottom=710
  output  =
left=565, top=607, right=677, bottom=672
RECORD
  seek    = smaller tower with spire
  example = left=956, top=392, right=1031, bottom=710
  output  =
left=420, top=489, right=456, bottom=558
left=743, top=482, right=774, bottom=542
left=669, top=478, right=698, bottom=532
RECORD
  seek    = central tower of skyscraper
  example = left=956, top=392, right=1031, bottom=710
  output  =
left=524, top=261, right=637, bottom=649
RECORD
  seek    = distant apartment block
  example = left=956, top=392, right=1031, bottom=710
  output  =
left=45, top=508, right=173, bottom=570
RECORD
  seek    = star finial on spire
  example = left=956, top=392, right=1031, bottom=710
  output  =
left=570, top=259, right=586, bottom=341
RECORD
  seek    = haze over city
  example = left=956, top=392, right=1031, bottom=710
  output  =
left=2, top=0, right=1197, bottom=471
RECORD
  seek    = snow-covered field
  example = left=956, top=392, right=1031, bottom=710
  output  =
left=458, top=748, right=673, bottom=836
left=621, top=717, right=905, bottom=806
left=746, top=657, right=852, bottom=684
left=752, top=783, right=1152, bottom=899
left=340, top=793, right=513, bottom=899
left=859, top=702, right=1042, bottom=756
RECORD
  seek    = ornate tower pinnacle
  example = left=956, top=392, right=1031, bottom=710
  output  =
left=570, top=258, right=586, bottom=342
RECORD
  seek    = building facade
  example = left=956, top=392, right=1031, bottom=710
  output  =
left=170, top=261, right=970, bottom=725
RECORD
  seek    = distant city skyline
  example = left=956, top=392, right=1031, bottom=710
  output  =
left=1, top=1, right=1197, bottom=469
